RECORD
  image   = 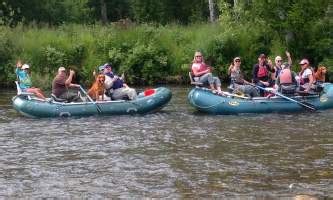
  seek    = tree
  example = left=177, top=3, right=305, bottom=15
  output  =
left=208, top=0, right=216, bottom=22
left=100, top=0, right=108, bottom=24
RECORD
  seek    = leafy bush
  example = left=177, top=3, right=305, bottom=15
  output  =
left=0, top=29, right=17, bottom=87
left=109, top=41, right=169, bottom=85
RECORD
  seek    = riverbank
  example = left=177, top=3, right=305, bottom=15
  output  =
left=1, top=22, right=332, bottom=89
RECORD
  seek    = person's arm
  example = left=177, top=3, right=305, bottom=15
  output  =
left=276, top=76, right=280, bottom=86
left=266, top=61, right=275, bottom=73
left=306, top=74, right=315, bottom=92
left=228, top=64, right=234, bottom=75
left=286, top=51, right=292, bottom=65
left=65, top=70, right=80, bottom=88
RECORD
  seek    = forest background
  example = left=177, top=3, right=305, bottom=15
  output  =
left=0, top=0, right=332, bottom=88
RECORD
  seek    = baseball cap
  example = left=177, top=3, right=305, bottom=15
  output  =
left=299, top=59, right=309, bottom=65
left=234, top=57, right=241, bottom=62
left=58, top=67, right=66, bottom=72
left=22, top=64, right=30, bottom=69
left=103, top=63, right=112, bottom=68
left=281, top=62, right=290, bottom=69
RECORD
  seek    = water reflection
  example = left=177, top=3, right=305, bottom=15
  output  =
left=0, top=87, right=332, bottom=198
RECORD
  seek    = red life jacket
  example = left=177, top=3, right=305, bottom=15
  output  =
left=257, top=65, right=268, bottom=78
left=279, top=69, right=292, bottom=84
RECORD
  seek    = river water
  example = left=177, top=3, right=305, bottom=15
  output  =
left=0, top=86, right=332, bottom=199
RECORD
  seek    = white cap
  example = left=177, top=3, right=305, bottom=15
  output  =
left=299, top=59, right=309, bottom=65
left=58, top=67, right=66, bottom=72
left=22, top=64, right=30, bottom=69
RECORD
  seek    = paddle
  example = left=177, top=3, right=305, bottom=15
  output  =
left=79, top=85, right=102, bottom=113
left=249, top=83, right=316, bottom=111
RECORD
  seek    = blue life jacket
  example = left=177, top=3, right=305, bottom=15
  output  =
left=105, top=72, right=123, bottom=89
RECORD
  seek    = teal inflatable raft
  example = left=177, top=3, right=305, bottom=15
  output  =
left=188, top=83, right=333, bottom=114
left=12, top=87, right=172, bottom=118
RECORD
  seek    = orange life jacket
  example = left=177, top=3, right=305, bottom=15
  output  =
left=279, top=69, right=292, bottom=84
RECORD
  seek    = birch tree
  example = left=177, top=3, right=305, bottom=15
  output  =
left=208, top=0, right=215, bottom=22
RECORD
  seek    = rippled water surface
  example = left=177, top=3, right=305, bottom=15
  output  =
left=0, top=86, right=332, bottom=198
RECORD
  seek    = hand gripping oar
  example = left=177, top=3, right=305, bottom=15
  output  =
left=79, top=85, right=102, bottom=113
left=250, top=83, right=316, bottom=111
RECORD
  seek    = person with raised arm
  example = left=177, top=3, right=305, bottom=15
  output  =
left=52, top=67, right=82, bottom=102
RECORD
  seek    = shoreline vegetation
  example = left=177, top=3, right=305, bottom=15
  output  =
left=0, top=1, right=332, bottom=90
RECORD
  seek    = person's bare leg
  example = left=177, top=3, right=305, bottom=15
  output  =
left=27, top=88, right=46, bottom=99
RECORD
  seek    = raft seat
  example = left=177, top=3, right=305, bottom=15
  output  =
left=188, top=72, right=203, bottom=86
left=50, top=94, right=68, bottom=103
left=15, top=81, right=34, bottom=96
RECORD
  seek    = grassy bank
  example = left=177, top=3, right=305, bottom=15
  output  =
left=0, top=23, right=331, bottom=89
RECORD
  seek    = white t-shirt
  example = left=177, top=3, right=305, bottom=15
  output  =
left=301, top=68, right=312, bottom=79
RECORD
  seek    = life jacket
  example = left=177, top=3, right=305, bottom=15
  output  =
left=257, top=65, right=268, bottom=78
left=112, top=78, right=124, bottom=90
left=192, top=63, right=208, bottom=77
left=279, top=68, right=292, bottom=84
left=104, top=72, right=124, bottom=90
left=300, top=68, right=312, bottom=85
left=230, top=69, right=243, bottom=84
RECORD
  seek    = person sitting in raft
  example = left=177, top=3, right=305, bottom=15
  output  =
left=191, top=51, right=223, bottom=95
left=271, top=51, right=292, bottom=85
left=52, top=67, right=82, bottom=102
left=101, top=63, right=137, bottom=100
left=297, top=59, right=315, bottom=93
left=275, top=62, right=297, bottom=95
left=228, top=57, right=259, bottom=97
left=15, top=60, right=46, bottom=99
left=252, top=53, right=275, bottom=96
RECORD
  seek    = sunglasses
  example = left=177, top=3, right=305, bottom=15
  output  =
left=235, top=60, right=241, bottom=62
left=300, top=63, right=307, bottom=66
left=277, top=60, right=282, bottom=62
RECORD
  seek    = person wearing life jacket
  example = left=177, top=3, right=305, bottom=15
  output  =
left=15, top=60, right=46, bottom=99
left=191, top=51, right=223, bottom=95
left=252, top=53, right=275, bottom=96
left=298, top=58, right=314, bottom=93
left=271, top=51, right=292, bottom=85
left=275, top=63, right=297, bottom=95
left=228, top=57, right=259, bottom=97
left=102, top=63, right=137, bottom=100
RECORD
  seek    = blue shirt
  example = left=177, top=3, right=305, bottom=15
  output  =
left=15, top=68, right=32, bottom=89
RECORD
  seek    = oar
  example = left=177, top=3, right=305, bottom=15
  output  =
left=79, top=85, right=102, bottom=113
left=249, top=83, right=316, bottom=111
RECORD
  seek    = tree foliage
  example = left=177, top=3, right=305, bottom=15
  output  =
left=0, top=0, right=332, bottom=86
